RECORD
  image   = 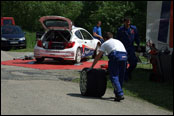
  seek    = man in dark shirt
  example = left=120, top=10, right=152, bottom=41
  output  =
left=116, top=17, right=141, bottom=81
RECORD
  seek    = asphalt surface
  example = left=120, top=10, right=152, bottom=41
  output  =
left=1, top=51, right=173, bottom=115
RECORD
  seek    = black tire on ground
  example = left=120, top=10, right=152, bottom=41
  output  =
left=80, top=68, right=107, bottom=97
left=22, top=46, right=26, bottom=49
left=1, top=47, right=11, bottom=51
left=35, top=58, right=44, bottom=63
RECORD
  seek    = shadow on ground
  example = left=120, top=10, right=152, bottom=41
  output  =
left=33, top=58, right=91, bottom=65
left=67, top=93, right=121, bottom=103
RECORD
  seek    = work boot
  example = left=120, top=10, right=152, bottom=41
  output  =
left=114, top=95, right=124, bottom=102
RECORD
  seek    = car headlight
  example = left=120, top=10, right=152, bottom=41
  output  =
left=1, top=37, right=7, bottom=41
left=19, top=37, right=25, bottom=41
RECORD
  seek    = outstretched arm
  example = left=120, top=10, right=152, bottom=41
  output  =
left=93, top=32, right=103, bottom=39
left=91, top=51, right=104, bottom=68
left=93, top=27, right=103, bottom=39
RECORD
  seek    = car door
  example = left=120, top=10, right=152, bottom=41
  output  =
left=75, top=30, right=86, bottom=56
left=80, top=30, right=95, bottom=56
left=75, top=30, right=84, bottom=45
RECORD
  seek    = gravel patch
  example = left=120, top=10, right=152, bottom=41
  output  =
left=1, top=51, right=14, bottom=61
left=1, top=51, right=34, bottom=61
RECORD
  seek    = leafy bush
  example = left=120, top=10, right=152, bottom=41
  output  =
left=1, top=1, right=147, bottom=41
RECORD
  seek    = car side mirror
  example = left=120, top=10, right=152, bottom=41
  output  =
left=24, top=32, right=26, bottom=35
left=36, top=31, right=44, bottom=41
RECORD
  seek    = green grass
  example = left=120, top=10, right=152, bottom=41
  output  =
left=25, top=31, right=36, bottom=49
left=10, top=48, right=34, bottom=52
left=122, top=68, right=173, bottom=111
left=101, top=55, right=109, bottom=60
left=124, top=60, right=173, bottom=111
left=73, top=56, right=173, bottom=111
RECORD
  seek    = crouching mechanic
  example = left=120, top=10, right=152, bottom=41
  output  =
left=89, top=32, right=127, bottom=101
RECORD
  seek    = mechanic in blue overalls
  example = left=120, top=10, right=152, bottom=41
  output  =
left=89, top=32, right=127, bottom=101
left=116, top=17, right=141, bottom=81
left=93, top=21, right=104, bottom=44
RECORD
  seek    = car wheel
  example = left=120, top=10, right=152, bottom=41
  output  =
left=92, top=44, right=100, bottom=59
left=75, top=48, right=82, bottom=63
left=80, top=68, right=107, bottom=97
left=22, top=46, right=26, bottom=49
left=35, top=58, right=44, bottom=63
left=2, top=47, right=11, bottom=51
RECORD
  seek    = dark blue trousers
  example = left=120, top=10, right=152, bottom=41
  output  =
left=108, top=51, right=127, bottom=96
left=124, top=49, right=138, bottom=81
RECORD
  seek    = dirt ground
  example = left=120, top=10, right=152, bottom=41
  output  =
left=1, top=51, right=173, bottom=115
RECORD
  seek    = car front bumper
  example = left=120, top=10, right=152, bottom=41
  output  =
left=1, top=40, right=26, bottom=48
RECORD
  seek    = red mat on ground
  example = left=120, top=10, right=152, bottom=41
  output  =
left=1, top=59, right=108, bottom=70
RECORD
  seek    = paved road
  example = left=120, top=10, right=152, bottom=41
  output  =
left=1, top=51, right=173, bottom=115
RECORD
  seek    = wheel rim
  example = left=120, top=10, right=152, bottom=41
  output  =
left=76, top=49, right=81, bottom=63
left=80, top=70, right=87, bottom=94
left=96, top=46, right=100, bottom=55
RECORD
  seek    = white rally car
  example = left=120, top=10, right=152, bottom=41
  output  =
left=34, top=16, right=101, bottom=63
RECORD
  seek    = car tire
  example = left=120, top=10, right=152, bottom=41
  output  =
left=92, top=44, right=100, bottom=59
left=80, top=68, right=107, bottom=97
left=22, top=46, right=26, bottom=49
left=2, top=47, right=11, bottom=51
left=74, top=48, right=82, bottom=64
left=35, top=58, right=44, bottom=63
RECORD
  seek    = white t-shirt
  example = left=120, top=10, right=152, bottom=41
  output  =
left=99, top=38, right=126, bottom=55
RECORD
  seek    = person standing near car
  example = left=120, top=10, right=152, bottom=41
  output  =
left=116, top=17, right=141, bottom=82
left=72, top=21, right=76, bottom=29
left=89, top=32, right=127, bottom=101
left=93, top=21, right=104, bottom=44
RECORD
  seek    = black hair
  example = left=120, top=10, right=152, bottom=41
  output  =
left=103, top=32, right=113, bottom=40
left=123, top=17, right=131, bottom=22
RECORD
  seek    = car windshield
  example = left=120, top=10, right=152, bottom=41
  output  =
left=1, top=26, right=23, bottom=34
left=3, top=20, right=13, bottom=25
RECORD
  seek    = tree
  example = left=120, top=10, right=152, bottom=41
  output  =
left=1, top=1, right=147, bottom=41
left=1, top=1, right=83, bottom=31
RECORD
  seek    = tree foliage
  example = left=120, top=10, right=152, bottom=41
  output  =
left=1, top=1, right=147, bottom=41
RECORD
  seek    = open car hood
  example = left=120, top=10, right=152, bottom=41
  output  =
left=39, top=16, right=72, bottom=31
